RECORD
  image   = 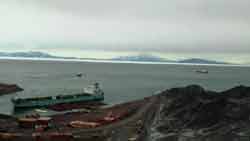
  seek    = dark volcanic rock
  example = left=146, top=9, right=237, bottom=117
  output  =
left=0, top=83, right=23, bottom=96
left=156, top=85, right=250, bottom=138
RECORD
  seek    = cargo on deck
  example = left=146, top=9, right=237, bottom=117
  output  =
left=12, top=83, right=104, bottom=108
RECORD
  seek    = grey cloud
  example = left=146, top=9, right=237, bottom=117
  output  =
left=25, top=0, right=250, bottom=21
left=1, top=0, right=250, bottom=58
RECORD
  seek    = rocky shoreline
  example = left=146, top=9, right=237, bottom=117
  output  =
left=0, top=83, right=23, bottom=96
left=1, top=85, right=250, bottom=141
left=152, top=85, right=250, bottom=141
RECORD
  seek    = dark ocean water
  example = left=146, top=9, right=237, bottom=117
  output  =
left=0, top=59, right=250, bottom=115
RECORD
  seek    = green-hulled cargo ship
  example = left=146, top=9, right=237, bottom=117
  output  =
left=11, top=83, right=104, bottom=108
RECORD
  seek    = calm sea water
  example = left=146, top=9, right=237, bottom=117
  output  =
left=0, top=59, right=250, bottom=115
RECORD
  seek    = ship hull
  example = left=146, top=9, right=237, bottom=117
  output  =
left=12, top=94, right=104, bottom=109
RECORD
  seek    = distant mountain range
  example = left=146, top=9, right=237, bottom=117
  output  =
left=177, top=58, right=229, bottom=64
left=0, top=51, right=54, bottom=58
left=0, top=51, right=75, bottom=59
left=111, top=54, right=174, bottom=62
left=0, top=51, right=230, bottom=64
left=112, top=55, right=229, bottom=64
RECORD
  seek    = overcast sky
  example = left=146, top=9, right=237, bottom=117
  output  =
left=0, top=0, right=250, bottom=63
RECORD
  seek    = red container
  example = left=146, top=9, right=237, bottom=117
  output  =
left=18, top=118, right=37, bottom=128
left=70, top=121, right=101, bottom=128
left=0, top=133, right=22, bottom=140
left=37, top=117, right=51, bottom=126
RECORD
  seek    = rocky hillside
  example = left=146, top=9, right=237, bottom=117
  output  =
left=154, top=85, right=250, bottom=140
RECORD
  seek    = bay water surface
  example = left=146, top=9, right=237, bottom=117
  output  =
left=0, top=59, right=249, bottom=115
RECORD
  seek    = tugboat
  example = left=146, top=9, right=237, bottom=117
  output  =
left=11, top=83, right=104, bottom=109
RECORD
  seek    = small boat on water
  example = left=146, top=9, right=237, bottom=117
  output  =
left=76, top=73, right=83, bottom=78
left=195, top=69, right=208, bottom=74
left=76, top=73, right=87, bottom=78
left=11, top=83, right=104, bottom=109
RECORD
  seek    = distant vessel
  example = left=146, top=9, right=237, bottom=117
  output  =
left=12, top=83, right=104, bottom=108
left=195, top=69, right=208, bottom=74
left=76, top=73, right=87, bottom=78
left=76, top=73, right=83, bottom=78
